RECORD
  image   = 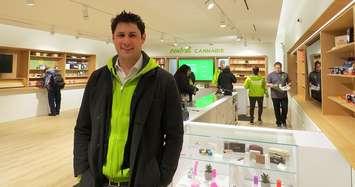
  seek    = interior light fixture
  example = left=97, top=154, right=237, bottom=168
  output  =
left=25, top=0, right=35, bottom=6
left=82, top=5, right=89, bottom=20
left=50, top=25, right=55, bottom=35
left=160, top=33, right=165, bottom=43
left=205, top=0, right=215, bottom=10
left=173, top=42, right=178, bottom=47
left=219, top=19, right=227, bottom=28
left=236, top=36, right=242, bottom=42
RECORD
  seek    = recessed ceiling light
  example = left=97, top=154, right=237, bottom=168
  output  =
left=220, top=20, right=227, bottom=28
left=25, top=0, right=35, bottom=6
left=205, top=0, right=215, bottom=10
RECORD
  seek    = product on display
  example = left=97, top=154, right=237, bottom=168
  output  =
left=269, top=148, right=289, bottom=158
left=253, top=175, right=259, bottom=186
left=276, top=179, right=282, bottom=187
left=329, top=58, right=354, bottom=75
left=270, top=153, right=286, bottom=165
left=260, top=173, right=271, bottom=187
left=249, top=144, right=263, bottom=154
left=204, top=164, right=213, bottom=181
left=210, top=169, right=218, bottom=187
left=224, top=142, right=246, bottom=153
left=191, top=160, right=200, bottom=187
left=255, top=153, right=266, bottom=164
left=199, top=148, right=213, bottom=156
left=249, top=150, right=261, bottom=160
left=334, top=35, right=349, bottom=46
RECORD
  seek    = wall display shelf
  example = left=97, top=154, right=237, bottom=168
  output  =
left=328, top=96, right=355, bottom=113
left=172, top=123, right=297, bottom=187
left=0, top=46, right=96, bottom=90
left=229, top=56, right=268, bottom=83
left=153, top=57, right=169, bottom=70
left=321, top=5, right=354, bottom=116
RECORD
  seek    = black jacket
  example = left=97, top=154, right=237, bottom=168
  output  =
left=217, top=68, right=237, bottom=92
left=74, top=52, right=184, bottom=187
left=174, top=72, right=195, bottom=95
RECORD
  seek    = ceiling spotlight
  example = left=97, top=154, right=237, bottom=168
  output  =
left=219, top=19, right=227, bottom=28
left=205, top=0, right=215, bottom=10
left=184, top=46, right=191, bottom=50
left=236, top=36, right=242, bottom=42
left=50, top=25, right=55, bottom=35
left=160, top=33, right=165, bottom=43
left=173, top=42, right=178, bottom=47
left=25, top=0, right=35, bottom=6
left=82, top=5, right=89, bottom=20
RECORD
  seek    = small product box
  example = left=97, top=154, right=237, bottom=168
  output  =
left=334, top=35, right=349, bottom=47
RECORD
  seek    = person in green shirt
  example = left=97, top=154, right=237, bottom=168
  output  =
left=244, top=67, right=268, bottom=125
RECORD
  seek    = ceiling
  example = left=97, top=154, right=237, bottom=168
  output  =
left=0, top=0, right=283, bottom=47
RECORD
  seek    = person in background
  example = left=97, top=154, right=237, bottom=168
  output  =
left=73, top=11, right=183, bottom=187
left=217, top=65, right=237, bottom=95
left=309, top=61, right=322, bottom=102
left=244, top=67, right=268, bottom=125
left=187, top=71, right=198, bottom=102
left=211, top=61, right=225, bottom=86
left=267, top=62, right=291, bottom=128
left=174, top=64, right=196, bottom=102
left=43, top=67, right=62, bottom=116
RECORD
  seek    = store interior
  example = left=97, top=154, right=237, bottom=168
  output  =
left=0, top=0, right=354, bottom=187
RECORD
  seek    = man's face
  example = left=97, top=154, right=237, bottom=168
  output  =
left=274, top=64, right=282, bottom=73
left=315, top=63, right=321, bottom=72
left=112, top=22, right=146, bottom=62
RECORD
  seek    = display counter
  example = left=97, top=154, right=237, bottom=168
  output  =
left=172, top=91, right=352, bottom=187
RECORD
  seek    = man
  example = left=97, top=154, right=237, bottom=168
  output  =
left=73, top=11, right=184, bottom=187
left=174, top=65, right=196, bottom=102
left=43, top=67, right=63, bottom=116
left=309, top=61, right=321, bottom=102
left=267, top=62, right=290, bottom=128
left=217, top=66, right=237, bottom=95
left=244, top=67, right=268, bottom=125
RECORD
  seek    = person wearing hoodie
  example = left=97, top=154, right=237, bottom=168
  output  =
left=244, top=67, right=268, bottom=125
left=73, top=11, right=183, bottom=187
left=217, top=66, right=237, bottom=95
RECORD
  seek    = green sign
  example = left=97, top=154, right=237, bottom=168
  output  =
left=169, top=47, right=224, bottom=54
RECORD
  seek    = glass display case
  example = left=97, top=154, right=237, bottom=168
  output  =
left=172, top=123, right=297, bottom=187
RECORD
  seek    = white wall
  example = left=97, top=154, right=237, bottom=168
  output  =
left=275, top=0, right=333, bottom=64
left=0, top=24, right=116, bottom=123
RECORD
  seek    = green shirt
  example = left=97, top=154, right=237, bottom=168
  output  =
left=244, top=75, right=267, bottom=97
left=102, top=56, right=158, bottom=182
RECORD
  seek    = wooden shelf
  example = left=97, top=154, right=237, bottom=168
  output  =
left=327, top=74, right=355, bottom=78
left=327, top=42, right=354, bottom=54
left=328, top=96, right=355, bottom=113
left=65, top=69, right=89, bottom=71
left=66, top=58, right=88, bottom=61
left=65, top=76, right=88, bottom=78
left=29, top=69, right=45, bottom=71
left=29, top=77, right=44, bottom=79
left=30, top=55, right=63, bottom=60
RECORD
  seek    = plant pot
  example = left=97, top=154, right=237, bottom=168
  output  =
left=204, top=172, right=212, bottom=181
left=261, top=182, right=271, bottom=187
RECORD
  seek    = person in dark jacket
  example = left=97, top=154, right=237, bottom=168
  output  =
left=217, top=66, right=237, bottom=95
left=73, top=11, right=183, bottom=187
left=43, top=67, right=62, bottom=116
left=174, top=64, right=196, bottom=102
left=309, top=61, right=321, bottom=102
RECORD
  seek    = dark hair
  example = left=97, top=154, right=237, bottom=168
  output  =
left=111, top=11, right=145, bottom=35
left=252, top=66, right=259, bottom=75
left=274, top=62, right=282, bottom=67
left=314, top=61, right=321, bottom=67
left=177, top=64, right=191, bottom=74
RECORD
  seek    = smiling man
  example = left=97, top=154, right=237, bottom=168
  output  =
left=73, top=11, right=184, bottom=187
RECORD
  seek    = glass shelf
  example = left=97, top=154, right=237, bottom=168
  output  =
left=184, top=123, right=296, bottom=146
left=179, top=154, right=296, bottom=174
